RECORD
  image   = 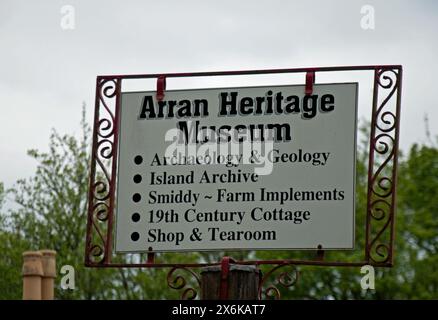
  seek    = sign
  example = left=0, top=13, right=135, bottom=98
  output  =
left=115, top=83, right=357, bottom=252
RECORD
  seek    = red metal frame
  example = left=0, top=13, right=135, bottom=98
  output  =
left=85, top=65, right=402, bottom=299
left=219, top=256, right=234, bottom=300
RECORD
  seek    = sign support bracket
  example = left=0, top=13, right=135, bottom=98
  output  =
left=156, top=75, right=166, bottom=101
left=85, top=65, right=403, bottom=300
left=305, top=71, right=315, bottom=95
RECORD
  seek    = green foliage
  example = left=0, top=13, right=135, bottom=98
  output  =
left=256, top=138, right=438, bottom=300
left=1, top=107, right=194, bottom=299
left=255, top=121, right=372, bottom=299
left=0, top=182, right=31, bottom=299
left=0, top=111, right=437, bottom=299
left=0, top=231, right=29, bottom=299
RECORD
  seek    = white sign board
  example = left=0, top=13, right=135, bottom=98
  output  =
left=115, top=83, right=357, bottom=252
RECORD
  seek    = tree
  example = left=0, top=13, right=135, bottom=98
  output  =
left=3, top=107, right=115, bottom=299
left=1, top=109, right=437, bottom=299
left=2, top=106, right=197, bottom=299
left=255, top=127, right=438, bottom=300
left=0, top=182, right=31, bottom=299
left=395, top=143, right=438, bottom=299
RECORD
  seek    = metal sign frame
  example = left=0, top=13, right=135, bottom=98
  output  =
left=84, top=65, right=402, bottom=298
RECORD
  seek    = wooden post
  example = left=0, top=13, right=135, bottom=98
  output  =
left=40, top=250, right=57, bottom=300
left=200, top=257, right=260, bottom=300
left=22, top=251, right=44, bottom=300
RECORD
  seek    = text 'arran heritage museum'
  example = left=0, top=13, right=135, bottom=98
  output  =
left=115, top=83, right=358, bottom=252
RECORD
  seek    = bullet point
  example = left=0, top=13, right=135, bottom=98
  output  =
left=133, top=174, right=142, bottom=183
left=134, top=155, right=143, bottom=165
left=132, top=213, right=140, bottom=222
left=131, top=232, right=140, bottom=241
left=132, top=193, right=141, bottom=203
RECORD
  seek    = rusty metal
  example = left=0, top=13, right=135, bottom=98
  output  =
left=85, top=65, right=403, bottom=298
left=156, top=75, right=166, bottom=101
left=305, top=71, right=315, bottom=95
left=86, top=77, right=120, bottom=265
left=365, top=67, right=402, bottom=266
left=258, top=263, right=299, bottom=300
left=219, top=256, right=235, bottom=300
left=146, top=248, right=155, bottom=264
left=96, top=65, right=401, bottom=80
left=166, top=266, right=201, bottom=300
left=315, top=245, right=325, bottom=261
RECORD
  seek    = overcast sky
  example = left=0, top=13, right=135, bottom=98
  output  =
left=0, top=0, right=437, bottom=195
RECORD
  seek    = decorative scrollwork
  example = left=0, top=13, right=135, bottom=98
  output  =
left=167, top=267, right=201, bottom=300
left=93, top=180, right=110, bottom=201
left=93, top=202, right=110, bottom=221
left=97, top=118, right=114, bottom=139
left=103, top=80, right=117, bottom=98
left=367, top=68, right=401, bottom=264
left=372, top=176, right=393, bottom=198
left=377, top=69, right=397, bottom=88
left=374, top=133, right=395, bottom=156
left=370, top=199, right=391, bottom=221
left=83, top=67, right=402, bottom=272
left=88, top=244, right=105, bottom=264
left=375, top=69, right=398, bottom=133
left=258, top=264, right=299, bottom=300
left=375, top=243, right=390, bottom=262
left=97, top=139, right=114, bottom=159
left=86, top=77, right=120, bottom=265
